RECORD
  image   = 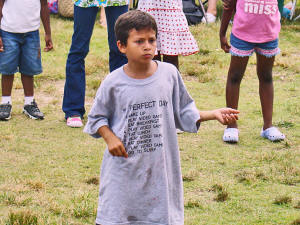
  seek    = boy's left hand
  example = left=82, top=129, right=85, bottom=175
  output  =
left=213, top=108, right=239, bottom=125
left=44, top=34, right=53, bottom=52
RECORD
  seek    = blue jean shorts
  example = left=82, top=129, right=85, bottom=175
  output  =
left=0, top=30, right=42, bottom=75
left=230, top=33, right=280, bottom=58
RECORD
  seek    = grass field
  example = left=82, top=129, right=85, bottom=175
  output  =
left=0, top=14, right=299, bottom=225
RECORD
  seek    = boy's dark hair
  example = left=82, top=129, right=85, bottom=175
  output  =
left=115, top=10, right=158, bottom=46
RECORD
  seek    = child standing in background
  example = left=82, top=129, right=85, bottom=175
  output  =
left=0, top=0, right=53, bottom=120
left=219, top=0, right=285, bottom=142
left=138, top=0, right=198, bottom=69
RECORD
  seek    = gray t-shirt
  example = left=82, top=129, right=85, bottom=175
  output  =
left=84, top=61, right=200, bottom=225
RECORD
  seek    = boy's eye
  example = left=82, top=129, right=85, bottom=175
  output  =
left=149, top=39, right=156, bottom=44
left=135, top=40, right=144, bottom=44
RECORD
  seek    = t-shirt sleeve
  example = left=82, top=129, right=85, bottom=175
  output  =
left=83, top=83, right=113, bottom=138
left=173, top=70, right=200, bottom=133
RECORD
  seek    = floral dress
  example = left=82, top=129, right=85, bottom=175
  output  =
left=138, top=0, right=199, bottom=56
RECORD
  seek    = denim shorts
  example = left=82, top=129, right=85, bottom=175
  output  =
left=230, top=33, right=280, bottom=58
left=0, top=30, right=42, bottom=75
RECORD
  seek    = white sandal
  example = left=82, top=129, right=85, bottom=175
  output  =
left=261, top=127, right=285, bottom=142
left=223, top=128, right=239, bottom=143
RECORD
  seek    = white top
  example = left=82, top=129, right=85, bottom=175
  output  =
left=1, top=0, right=41, bottom=33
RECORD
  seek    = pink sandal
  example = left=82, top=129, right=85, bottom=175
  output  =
left=66, top=116, right=83, bottom=128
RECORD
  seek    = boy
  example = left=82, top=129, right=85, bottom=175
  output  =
left=0, top=0, right=53, bottom=120
left=84, top=10, right=239, bottom=225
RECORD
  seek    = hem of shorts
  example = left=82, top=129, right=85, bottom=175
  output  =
left=18, top=70, right=42, bottom=76
left=256, top=48, right=280, bottom=58
left=230, top=50, right=253, bottom=57
left=0, top=70, right=18, bottom=75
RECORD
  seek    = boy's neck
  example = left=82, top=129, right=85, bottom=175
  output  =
left=124, top=60, right=157, bottom=79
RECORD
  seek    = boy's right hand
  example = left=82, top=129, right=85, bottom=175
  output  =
left=98, top=126, right=128, bottom=158
left=107, top=135, right=128, bottom=158
left=0, top=37, right=4, bottom=52
left=220, top=36, right=230, bottom=53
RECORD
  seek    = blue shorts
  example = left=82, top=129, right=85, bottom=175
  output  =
left=0, top=30, right=42, bottom=76
left=230, top=33, right=280, bottom=58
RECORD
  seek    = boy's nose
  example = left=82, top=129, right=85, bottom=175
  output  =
left=144, top=41, right=152, bottom=49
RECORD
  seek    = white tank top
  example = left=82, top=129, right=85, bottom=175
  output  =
left=1, top=0, right=41, bottom=33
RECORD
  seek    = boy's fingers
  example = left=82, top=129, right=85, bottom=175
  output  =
left=120, top=145, right=128, bottom=158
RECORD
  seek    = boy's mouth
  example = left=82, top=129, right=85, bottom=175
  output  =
left=143, top=54, right=153, bottom=58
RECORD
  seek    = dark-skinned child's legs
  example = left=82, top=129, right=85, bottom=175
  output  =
left=21, top=74, right=44, bottom=120
left=163, top=55, right=179, bottom=69
left=0, top=74, right=14, bottom=120
left=153, top=52, right=179, bottom=70
left=223, top=55, right=248, bottom=143
left=256, top=54, right=274, bottom=130
left=225, top=55, right=249, bottom=128
left=153, top=52, right=161, bottom=61
left=21, top=74, right=34, bottom=97
left=1, top=74, right=14, bottom=96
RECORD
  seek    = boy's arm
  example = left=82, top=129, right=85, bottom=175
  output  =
left=40, top=0, right=53, bottom=52
left=98, top=126, right=128, bottom=158
left=219, top=0, right=236, bottom=53
left=0, top=0, right=4, bottom=52
left=199, top=108, right=239, bottom=125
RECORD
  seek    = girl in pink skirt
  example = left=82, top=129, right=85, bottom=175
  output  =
left=138, top=0, right=199, bottom=69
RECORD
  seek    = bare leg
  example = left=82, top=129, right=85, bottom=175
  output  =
left=21, top=74, right=34, bottom=97
left=206, top=0, right=218, bottom=16
left=153, top=51, right=161, bottom=61
left=256, top=54, right=275, bottom=130
left=163, top=55, right=179, bottom=69
left=99, top=7, right=107, bottom=28
left=226, top=56, right=249, bottom=128
left=1, top=74, right=14, bottom=96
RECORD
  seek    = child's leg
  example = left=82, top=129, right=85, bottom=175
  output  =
left=226, top=56, right=249, bottom=128
left=1, top=74, right=14, bottom=97
left=163, top=55, right=179, bottom=69
left=256, top=54, right=275, bottom=130
left=21, top=74, right=34, bottom=97
left=21, top=73, right=44, bottom=119
left=153, top=51, right=161, bottom=62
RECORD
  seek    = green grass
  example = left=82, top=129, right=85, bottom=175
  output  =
left=0, top=15, right=299, bottom=224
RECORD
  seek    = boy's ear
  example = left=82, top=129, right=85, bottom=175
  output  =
left=117, top=40, right=126, bottom=54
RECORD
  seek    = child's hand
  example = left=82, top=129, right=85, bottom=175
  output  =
left=220, top=36, right=230, bottom=53
left=106, top=135, right=128, bottom=158
left=213, top=108, right=239, bottom=125
left=98, top=126, right=128, bottom=158
left=0, top=37, right=4, bottom=52
left=44, top=34, right=53, bottom=52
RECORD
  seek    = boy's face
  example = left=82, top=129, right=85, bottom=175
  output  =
left=118, top=28, right=157, bottom=65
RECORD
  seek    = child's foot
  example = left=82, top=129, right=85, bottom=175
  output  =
left=223, top=128, right=239, bottom=143
left=66, top=116, right=83, bottom=128
left=202, top=13, right=216, bottom=24
left=23, top=100, right=44, bottom=120
left=0, top=103, right=12, bottom=120
left=176, top=129, right=184, bottom=134
left=261, top=127, right=285, bottom=142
